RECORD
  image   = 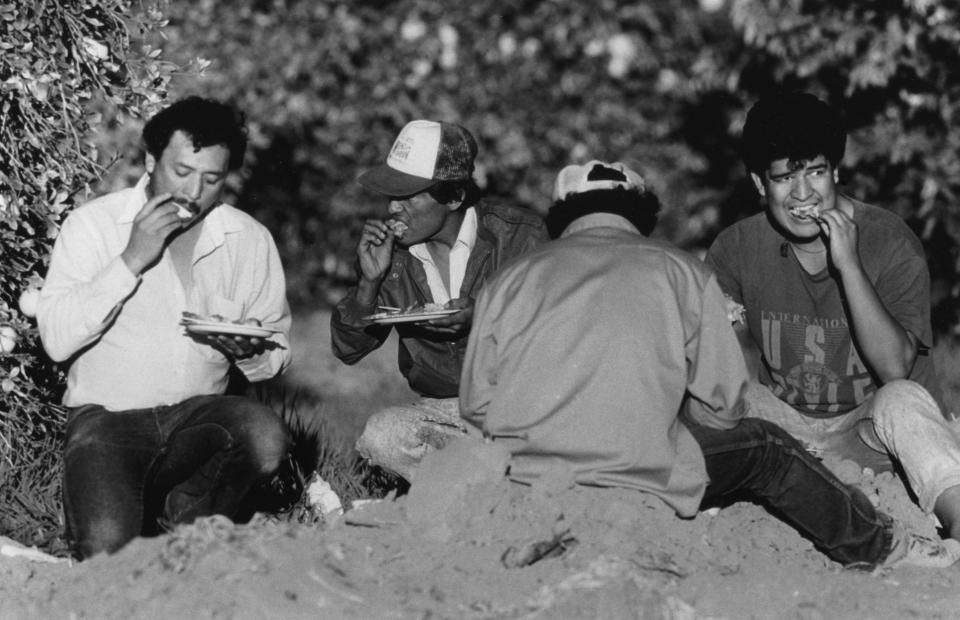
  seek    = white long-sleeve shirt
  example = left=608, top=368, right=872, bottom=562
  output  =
left=38, top=175, right=292, bottom=410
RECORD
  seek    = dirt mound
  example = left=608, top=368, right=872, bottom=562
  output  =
left=3, top=440, right=960, bottom=619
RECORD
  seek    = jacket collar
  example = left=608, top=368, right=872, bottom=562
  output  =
left=561, top=212, right=640, bottom=237
left=395, top=205, right=497, bottom=297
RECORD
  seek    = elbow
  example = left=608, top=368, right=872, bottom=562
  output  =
left=896, top=338, right=921, bottom=380
left=332, top=346, right=364, bottom=366
left=876, top=354, right=915, bottom=384
left=878, top=360, right=914, bottom=384
left=34, top=327, right=63, bottom=363
left=40, top=339, right=71, bottom=363
left=330, top=333, right=377, bottom=365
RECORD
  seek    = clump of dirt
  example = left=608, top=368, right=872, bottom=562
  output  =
left=825, top=455, right=937, bottom=537
left=2, top=440, right=959, bottom=619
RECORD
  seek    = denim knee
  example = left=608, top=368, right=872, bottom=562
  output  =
left=64, top=407, right=111, bottom=453
left=736, top=417, right=799, bottom=447
left=75, top=517, right=134, bottom=559
left=214, top=397, right=289, bottom=474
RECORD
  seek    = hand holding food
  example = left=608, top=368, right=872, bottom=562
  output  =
left=814, top=205, right=861, bottom=273
left=357, top=219, right=397, bottom=284
left=170, top=196, right=198, bottom=220
left=121, top=192, right=185, bottom=275
left=385, top=218, right=408, bottom=239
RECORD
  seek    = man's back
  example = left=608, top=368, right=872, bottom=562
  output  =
left=461, top=215, right=747, bottom=516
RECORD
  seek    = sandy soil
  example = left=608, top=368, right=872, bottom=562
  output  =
left=4, top=311, right=960, bottom=619
left=3, top=439, right=960, bottom=620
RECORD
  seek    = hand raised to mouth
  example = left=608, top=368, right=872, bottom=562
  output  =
left=386, top=218, right=409, bottom=238
left=170, top=196, right=198, bottom=219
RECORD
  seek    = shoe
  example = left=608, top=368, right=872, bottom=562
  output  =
left=883, top=524, right=960, bottom=569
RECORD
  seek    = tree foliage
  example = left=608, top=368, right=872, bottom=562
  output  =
left=0, top=0, right=187, bottom=545
left=122, top=0, right=959, bottom=331
left=729, top=0, right=960, bottom=330
left=2, top=0, right=957, bottom=547
left=108, top=0, right=739, bottom=306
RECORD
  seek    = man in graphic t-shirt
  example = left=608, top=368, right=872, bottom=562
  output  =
left=705, top=91, right=960, bottom=542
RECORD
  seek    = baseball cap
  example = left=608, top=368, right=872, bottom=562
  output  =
left=358, top=120, right=478, bottom=197
left=552, top=160, right=646, bottom=202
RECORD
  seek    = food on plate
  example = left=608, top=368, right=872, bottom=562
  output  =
left=386, top=218, right=409, bottom=239
left=403, top=302, right=446, bottom=313
left=363, top=302, right=456, bottom=323
left=181, top=311, right=242, bottom=324
left=180, top=311, right=275, bottom=337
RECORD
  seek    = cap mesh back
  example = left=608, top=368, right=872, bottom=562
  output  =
left=434, top=123, right=478, bottom=180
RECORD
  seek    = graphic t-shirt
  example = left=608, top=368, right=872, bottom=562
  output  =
left=705, top=199, right=942, bottom=418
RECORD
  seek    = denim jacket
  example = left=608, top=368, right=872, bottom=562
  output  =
left=331, top=199, right=548, bottom=397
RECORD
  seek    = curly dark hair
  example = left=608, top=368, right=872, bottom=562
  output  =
left=426, top=179, right=482, bottom=208
left=740, top=91, right=846, bottom=176
left=546, top=187, right=661, bottom=239
left=142, top=96, right=248, bottom=170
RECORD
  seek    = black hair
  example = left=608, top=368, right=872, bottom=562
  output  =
left=427, top=178, right=482, bottom=209
left=740, top=91, right=846, bottom=176
left=546, top=187, right=661, bottom=239
left=142, top=96, right=248, bottom=170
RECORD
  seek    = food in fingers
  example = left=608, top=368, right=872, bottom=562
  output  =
left=169, top=196, right=199, bottom=219
left=386, top=218, right=409, bottom=239
left=788, top=204, right=822, bottom=221
left=361, top=220, right=394, bottom=247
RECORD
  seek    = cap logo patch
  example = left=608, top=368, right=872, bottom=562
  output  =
left=390, top=139, right=413, bottom=162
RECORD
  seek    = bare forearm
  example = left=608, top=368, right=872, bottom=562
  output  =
left=840, top=267, right=916, bottom=381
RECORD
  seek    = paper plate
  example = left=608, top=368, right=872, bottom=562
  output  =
left=362, top=309, right=460, bottom=325
left=183, top=322, right=277, bottom=338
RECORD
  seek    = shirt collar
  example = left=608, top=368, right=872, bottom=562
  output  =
left=409, top=206, right=478, bottom=261
left=118, top=174, right=151, bottom=224
left=561, top=212, right=640, bottom=237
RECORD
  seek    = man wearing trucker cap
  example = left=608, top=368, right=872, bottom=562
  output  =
left=331, top=119, right=548, bottom=483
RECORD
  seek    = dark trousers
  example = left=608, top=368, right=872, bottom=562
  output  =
left=63, top=395, right=291, bottom=559
left=689, top=417, right=892, bottom=566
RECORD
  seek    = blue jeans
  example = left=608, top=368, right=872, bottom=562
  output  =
left=690, top=418, right=892, bottom=566
left=63, top=395, right=290, bottom=559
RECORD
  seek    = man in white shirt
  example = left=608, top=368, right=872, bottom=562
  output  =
left=38, top=96, right=293, bottom=559
left=330, top=120, right=547, bottom=483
